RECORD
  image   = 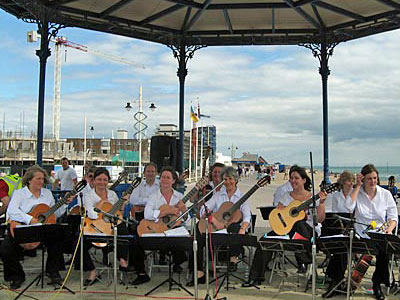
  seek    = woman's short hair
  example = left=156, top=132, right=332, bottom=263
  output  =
left=87, top=166, right=97, bottom=174
left=160, top=166, right=178, bottom=181
left=289, top=165, right=312, bottom=191
left=94, top=167, right=111, bottom=180
left=22, top=165, right=49, bottom=187
left=338, top=171, right=355, bottom=187
left=220, top=166, right=239, bottom=183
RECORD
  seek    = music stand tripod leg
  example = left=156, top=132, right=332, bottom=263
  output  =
left=13, top=274, right=41, bottom=300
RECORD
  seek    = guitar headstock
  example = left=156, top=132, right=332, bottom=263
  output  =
left=131, top=176, right=142, bottom=188
left=322, top=182, right=340, bottom=194
left=257, top=175, right=270, bottom=187
left=74, top=180, right=87, bottom=193
left=195, top=176, right=209, bottom=190
left=117, top=170, right=128, bottom=181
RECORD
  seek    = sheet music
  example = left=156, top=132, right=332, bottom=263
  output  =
left=84, top=232, right=112, bottom=236
left=263, top=234, right=290, bottom=239
left=320, top=234, right=346, bottom=239
left=141, top=233, right=166, bottom=237
left=164, top=226, right=190, bottom=236
left=214, top=229, right=228, bottom=234
left=15, top=223, right=43, bottom=228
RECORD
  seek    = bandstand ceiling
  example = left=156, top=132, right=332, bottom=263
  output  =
left=0, top=0, right=400, bottom=46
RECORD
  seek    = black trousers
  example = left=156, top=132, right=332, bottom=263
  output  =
left=248, top=220, right=313, bottom=281
left=0, top=233, right=65, bottom=282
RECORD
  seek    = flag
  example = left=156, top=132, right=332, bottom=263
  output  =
left=198, top=102, right=201, bottom=120
left=190, top=106, right=199, bottom=123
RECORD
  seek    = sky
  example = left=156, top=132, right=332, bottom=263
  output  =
left=0, top=10, right=399, bottom=167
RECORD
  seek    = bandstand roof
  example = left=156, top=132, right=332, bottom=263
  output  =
left=1, top=0, right=400, bottom=46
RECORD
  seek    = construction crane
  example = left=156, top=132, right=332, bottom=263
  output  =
left=27, top=31, right=145, bottom=140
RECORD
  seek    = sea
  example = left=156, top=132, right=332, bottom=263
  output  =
left=314, top=166, right=400, bottom=182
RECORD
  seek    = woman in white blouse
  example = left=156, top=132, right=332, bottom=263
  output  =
left=325, top=171, right=357, bottom=213
left=76, top=167, right=118, bottom=286
left=187, top=166, right=251, bottom=287
left=0, top=165, right=67, bottom=289
left=354, top=164, right=397, bottom=300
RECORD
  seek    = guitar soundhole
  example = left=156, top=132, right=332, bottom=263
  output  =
left=162, top=216, right=170, bottom=223
left=37, top=215, right=45, bottom=223
left=222, top=212, right=231, bottom=221
left=290, top=208, right=298, bottom=217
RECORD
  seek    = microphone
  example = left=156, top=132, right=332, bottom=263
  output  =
left=362, top=220, right=377, bottom=234
left=93, top=207, right=138, bottom=225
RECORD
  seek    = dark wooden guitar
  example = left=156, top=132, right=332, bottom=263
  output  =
left=269, top=183, right=340, bottom=235
left=10, top=180, right=87, bottom=250
left=137, top=176, right=209, bottom=236
left=198, top=175, right=270, bottom=233
left=84, top=177, right=141, bottom=246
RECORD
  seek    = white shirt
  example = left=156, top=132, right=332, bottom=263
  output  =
left=325, top=190, right=356, bottom=213
left=355, top=185, right=398, bottom=238
left=74, top=185, right=93, bottom=208
left=7, top=186, right=55, bottom=224
left=278, top=191, right=322, bottom=236
left=201, top=187, right=252, bottom=226
left=56, top=167, right=77, bottom=190
left=144, top=189, right=184, bottom=221
left=129, top=179, right=160, bottom=206
left=273, top=181, right=293, bottom=206
left=84, top=188, right=119, bottom=219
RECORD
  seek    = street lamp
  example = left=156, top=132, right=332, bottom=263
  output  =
left=125, top=85, right=156, bottom=177
left=228, top=144, right=238, bottom=161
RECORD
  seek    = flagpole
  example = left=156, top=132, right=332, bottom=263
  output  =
left=189, top=109, right=193, bottom=181
left=195, top=122, right=198, bottom=181
left=200, top=119, right=203, bottom=177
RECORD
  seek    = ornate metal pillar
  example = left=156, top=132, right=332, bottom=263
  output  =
left=168, top=40, right=205, bottom=173
left=21, top=2, right=64, bottom=166
left=301, top=36, right=338, bottom=182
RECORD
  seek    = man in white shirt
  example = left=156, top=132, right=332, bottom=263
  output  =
left=53, top=157, right=77, bottom=191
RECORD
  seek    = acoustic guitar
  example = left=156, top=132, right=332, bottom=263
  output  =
left=137, top=176, right=209, bottom=236
left=69, top=170, right=128, bottom=215
left=198, top=175, right=270, bottom=234
left=268, top=182, right=340, bottom=236
left=9, top=180, right=87, bottom=250
left=84, top=177, right=141, bottom=246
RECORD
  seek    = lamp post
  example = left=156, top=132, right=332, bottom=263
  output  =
left=228, top=144, right=238, bottom=165
left=125, top=85, right=156, bottom=177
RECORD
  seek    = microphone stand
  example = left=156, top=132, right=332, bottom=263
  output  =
left=168, top=181, right=224, bottom=300
left=309, top=152, right=317, bottom=300
left=203, top=204, right=212, bottom=300
left=79, top=192, right=85, bottom=300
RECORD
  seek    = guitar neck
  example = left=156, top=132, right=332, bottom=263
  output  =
left=109, top=177, right=123, bottom=191
left=296, top=194, right=321, bottom=212
left=181, top=185, right=200, bottom=204
left=44, top=189, right=76, bottom=219
left=109, top=179, right=141, bottom=214
left=227, top=183, right=260, bottom=216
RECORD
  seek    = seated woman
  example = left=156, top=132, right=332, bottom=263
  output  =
left=244, top=165, right=326, bottom=286
left=323, top=171, right=358, bottom=297
left=0, top=165, right=68, bottom=289
left=75, top=167, right=118, bottom=286
left=187, top=166, right=251, bottom=287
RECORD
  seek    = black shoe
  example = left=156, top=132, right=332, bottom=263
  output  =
left=173, top=264, right=183, bottom=273
left=373, top=283, right=385, bottom=300
left=187, top=275, right=206, bottom=287
left=131, top=274, right=150, bottom=286
left=102, top=255, right=109, bottom=266
left=10, top=278, right=25, bottom=290
left=46, top=271, right=62, bottom=285
left=83, top=277, right=99, bottom=287
left=242, top=279, right=262, bottom=287
left=297, top=264, right=307, bottom=274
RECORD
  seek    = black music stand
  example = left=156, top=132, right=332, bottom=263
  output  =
left=12, top=223, right=74, bottom=300
left=139, top=236, right=193, bottom=296
left=208, top=233, right=258, bottom=297
left=259, top=237, right=309, bottom=289
left=318, top=235, right=378, bottom=299
left=321, top=213, right=352, bottom=237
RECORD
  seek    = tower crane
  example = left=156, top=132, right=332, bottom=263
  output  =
left=27, top=31, right=145, bottom=140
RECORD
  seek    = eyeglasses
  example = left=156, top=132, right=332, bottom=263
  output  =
left=87, top=174, right=94, bottom=178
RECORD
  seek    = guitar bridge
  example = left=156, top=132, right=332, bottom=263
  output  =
left=277, top=213, right=287, bottom=228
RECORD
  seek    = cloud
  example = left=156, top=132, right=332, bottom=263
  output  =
left=1, top=11, right=399, bottom=167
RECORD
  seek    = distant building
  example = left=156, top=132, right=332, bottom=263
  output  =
left=216, top=153, right=231, bottom=166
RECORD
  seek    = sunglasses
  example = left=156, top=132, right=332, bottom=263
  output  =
left=87, top=174, right=94, bottom=178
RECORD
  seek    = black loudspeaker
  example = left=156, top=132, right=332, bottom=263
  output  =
left=150, top=136, right=177, bottom=172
